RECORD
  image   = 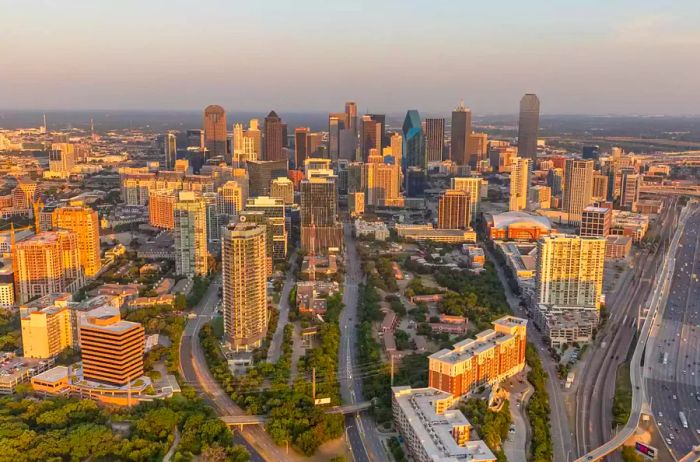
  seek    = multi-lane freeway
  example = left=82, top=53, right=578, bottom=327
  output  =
left=339, top=224, right=385, bottom=462
left=647, top=204, right=700, bottom=458
left=574, top=198, right=681, bottom=460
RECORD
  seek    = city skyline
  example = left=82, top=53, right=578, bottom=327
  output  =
left=2, top=1, right=700, bottom=115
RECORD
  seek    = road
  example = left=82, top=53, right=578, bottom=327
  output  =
left=489, top=249, right=572, bottom=462
left=179, top=278, right=296, bottom=462
left=339, top=224, right=385, bottom=462
left=647, top=204, right=700, bottom=459
left=574, top=200, right=694, bottom=462
left=267, top=251, right=297, bottom=363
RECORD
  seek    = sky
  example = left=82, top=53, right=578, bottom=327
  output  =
left=1, top=0, right=699, bottom=115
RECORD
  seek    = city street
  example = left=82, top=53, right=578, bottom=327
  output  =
left=179, top=279, right=298, bottom=461
left=339, top=224, right=386, bottom=462
left=267, top=250, right=297, bottom=363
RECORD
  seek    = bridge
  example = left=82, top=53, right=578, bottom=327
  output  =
left=220, top=401, right=372, bottom=427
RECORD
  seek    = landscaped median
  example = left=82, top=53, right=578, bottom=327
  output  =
left=525, top=343, right=554, bottom=462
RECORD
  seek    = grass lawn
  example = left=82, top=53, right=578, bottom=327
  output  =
left=612, top=362, right=632, bottom=428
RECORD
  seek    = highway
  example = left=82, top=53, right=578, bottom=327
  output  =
left=179, top=278, right=297, bottom=461
left=574, top=200, right=694, bottom=462
left=646, top=204, right=700, bottom=459
left=574, top=198, right=680, bottom=459
left=339, top=223, right=385, bottom=462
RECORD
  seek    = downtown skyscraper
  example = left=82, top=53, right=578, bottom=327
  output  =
left=450, top=101, right=472, bottom=166
left=263, top=111, right=285, bottom=161
left=203, top=105, right=228, bottom=163
left=402, top=110, right=424, bottom=172
left=424, top=118, right=445, bottom=163
left=517, top=94, right=540, bottom=162
left=174, top=192, right=209, bottom=277
left=563, top=158, right=594, bottom=222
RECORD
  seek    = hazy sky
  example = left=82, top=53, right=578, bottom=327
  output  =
left=2, top=0, right=699, bottom=114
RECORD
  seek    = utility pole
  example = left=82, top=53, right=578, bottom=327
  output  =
left=312, top=367, right=316, bottom=402
left=390, top=354, right=395, bottom=387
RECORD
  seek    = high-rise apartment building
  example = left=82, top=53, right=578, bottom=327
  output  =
left=424, top=118, right=445, bottom=163
left=270, top=177, right=294, bottom=205
left=300, top=177, right=342, bottom=253
left=451, top=177, right=484, bottom=224
left=263, top=111, right=285, bottom=161
left=428, top=316, right=527, bottom=397
left=450, top=102, right=472, bottom=166
left=509, top=157, right=530, bottom=212
left=13, top=230, right=84, bottom=304
left=563, top=159, right=594, bottom=222
left=203, top=105, right=228, bottom=163
left=536, top=235, right=606, bottom=309
left=21, top=306, right=73, bottom=359
left=402, top=110, right=424, bottom=171
left=517, top=94, right=540, bottom=162
left=245, top=196, right=287, bottom=261
left=580, top=206, right=611, bottom=237
left=12, top=180, right=38, bottom=211
left=174, top=192, right=209, bottom=277
left=437, top=189, right=470, bottom=230
left=148, top=189, right=177, bottom=229
left=79, top=313, right=144, bottom=385
left=547, top=168, right=563, bottom=196
left=52, top=202, right=101, bottom=278
left=222, top=223, right=268, bottom=351
left=216, top=181, right=244, bottom=216
left=364, top=152, right=403, bottom=208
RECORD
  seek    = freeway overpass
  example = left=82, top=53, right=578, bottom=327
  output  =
left=221, top=401, right=372, bottom=427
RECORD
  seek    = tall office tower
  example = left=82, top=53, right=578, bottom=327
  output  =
left=509, top=157, right=531, bottom=212
left=300, top=177, right=343, bottom=253
left=364, top=151, right=403, bottom=207
left=450, top=101, right=472, bottom=166
left=13, top=230, right=84, bottom=304
left=563, top=159, right=594, bottom=222
left=582, top=145, right=600, bottom=160
left=21, top=306, right=73, bottom=359
left=547, top=168, right=563, bottom=196
left=536, top=235, right=606, bottom=309
left=294, top=127, right=310, bottom=168
left=424, top=118, right=445, bottom=163
left=186, top=129, right=204, bottom=149
left=12, top=180, right=38, bottom=210
left=437, top=189, right=470, bottom=229
left=328, top=116, right=342, bottom=161
left=592, top=173, right=609, bottom=201
left=270, top=177, right=294, bottom=204
left=467, top=133, right=488, bottom=167
left=620, top=171, right=640, bottom=211
left=361, top=115, right=382, bottom=161
left=405, top=167, right=426, bottom=197
left=263, top=111, right=284, bottom=161
left=216, top=181, right=244, bottom=217
left=203, top=105, right=228, bottom=163
left=307, top=133, right=324, bottom=158
left=79, top=313, right=144, bottom=385
left=345, top=102, right=358, bottom=130
left=49, top=143, right=76, bottom=176
left=174, top=192, right=208, bottom=277
left=148, top=189, right=177, bottom=229
left=347, top=162, right=366, bottom=194
left=247, top=159, right=288, bottom=197
left=52, top=202, right=101, bottom=278
left=517, top=93, right=540, bottom=162
left=245, top=196, right=287, bottom=261
left=304, top=157, right=333, bottom=179
left=402, top=110, right=424, bottom=171
left=451, top=177, right=482, bottom=224
left=222, top=222, right=268, bottom=351
left=232, top=121, right=261, bottom=164
left=580, top=206, right=611, bottom=237
left=164, top=132, right=177, bottom=169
